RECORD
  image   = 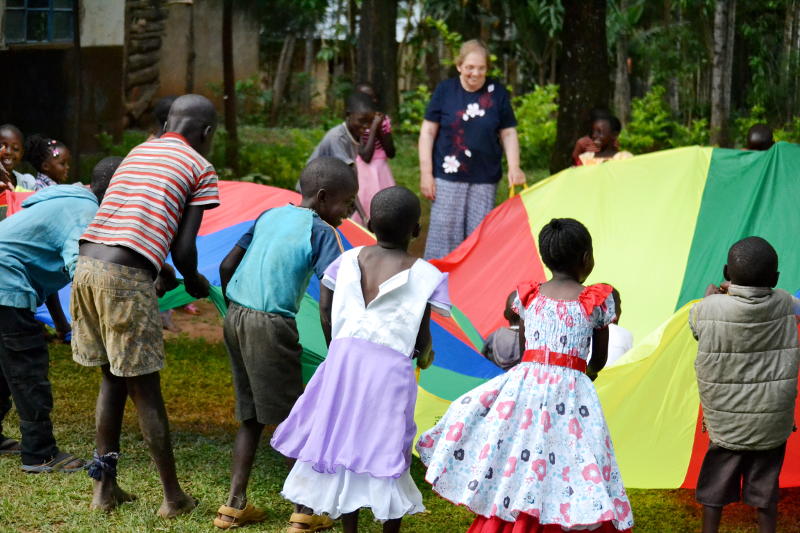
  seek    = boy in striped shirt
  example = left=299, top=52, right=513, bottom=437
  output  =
left=71, top=94, right=219, bottom=517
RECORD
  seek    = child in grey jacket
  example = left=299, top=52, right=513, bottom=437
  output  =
left=690, top=236, right=800, bottom=533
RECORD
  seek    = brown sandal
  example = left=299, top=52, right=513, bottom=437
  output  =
left=286, top=512, right=334, bottom=532
left=213, top=503, right=267, bottom=529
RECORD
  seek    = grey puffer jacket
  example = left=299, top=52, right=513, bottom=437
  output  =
left=689, top=284, right=799, bottom=451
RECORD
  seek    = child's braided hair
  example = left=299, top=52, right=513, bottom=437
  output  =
left=24, top=134, right=63, bottom=173
left=538, top=218, right=592, bottom=272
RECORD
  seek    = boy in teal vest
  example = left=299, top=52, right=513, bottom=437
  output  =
left=690, top=236, right=800, bottom=533
left=214, top=157, right=356, bottom=529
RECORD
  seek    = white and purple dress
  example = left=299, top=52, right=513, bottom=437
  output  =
left=271, top=246, right=450, bottom=522
left=416, top=282, right=634, bottom=533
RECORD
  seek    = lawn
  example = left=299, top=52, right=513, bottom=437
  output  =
left=1, top=337, right=799, bottom=532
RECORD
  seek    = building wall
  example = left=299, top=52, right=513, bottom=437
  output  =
left=81, top=0, right=125, bottom=47
left=157, top=0, right=260, bottom=107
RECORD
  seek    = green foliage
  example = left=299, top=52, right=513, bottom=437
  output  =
left=732, top=105, right=768, bottom=147
left=619, top=86, right=709, bottom=152
left=397, top=85, right=432, bottom=135
left=208, top=126, right=324, bottom=189
left=513, top=84, right=558, bottom=169
left=775, top=117, right=800, bottom=143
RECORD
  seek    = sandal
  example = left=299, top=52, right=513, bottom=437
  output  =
left=22, top=451, right=86, bottom=473
left=0, top=437, right=21, bottom=455
left=287, top=512, right=334, bottom=533
left=213, top=502, right=267, bottom=529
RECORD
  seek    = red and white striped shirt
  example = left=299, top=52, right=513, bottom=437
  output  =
left=81, top=133, right=220, bottom=269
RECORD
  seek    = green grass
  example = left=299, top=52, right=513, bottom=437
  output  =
left=2, top=338, right=799, bottom=532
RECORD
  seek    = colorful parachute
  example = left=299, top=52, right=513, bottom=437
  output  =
left=424, top=142, right=800, bottom=488
left=7, top=141, right=800, bottom=489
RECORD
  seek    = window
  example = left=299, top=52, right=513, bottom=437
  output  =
left=5, top=0, right=74, bottom=45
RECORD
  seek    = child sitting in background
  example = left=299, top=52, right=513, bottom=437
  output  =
left=214, top=156, right=356, bottom=530
left=24, top=134, right=71, bottom=191
left=352, top=82, right=396, bottom=225
left=305, top=91, right=376, bottom=222
left=272, top=186, right=449, bottom=533
left=481, top=290, right=522, bottom=370
left=577, top=115, right=633, bottom=166
left=0, top=124, right=36, bottom=192
left=690, top=236, right=799, bottom=533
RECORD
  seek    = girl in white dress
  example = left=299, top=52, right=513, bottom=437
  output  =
left=272, top=186, right=450, bottom=533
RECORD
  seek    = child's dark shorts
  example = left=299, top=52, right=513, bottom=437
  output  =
left=223, top=302, right=303, bottom=426
left=696, top=441, right=786, bottom=508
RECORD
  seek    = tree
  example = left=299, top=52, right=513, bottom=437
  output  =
left=222, top=0, right=238, bottom=174
left=710, top=0, right=736, bottom=146
left=357, top=0, right=399, bottom=115
left=549, top=0, right=610, bottom=173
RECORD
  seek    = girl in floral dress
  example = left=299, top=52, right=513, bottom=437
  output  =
left=417, top=218, right=634, bottom=533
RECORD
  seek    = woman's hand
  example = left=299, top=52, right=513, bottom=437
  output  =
left=420, top=172, right=436, bottom=201
left=508, top=167, right=526, bottom=187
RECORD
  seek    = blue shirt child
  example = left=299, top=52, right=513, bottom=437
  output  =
left=226, top=204, right=344, bottom=316
left=0, top=185, right=99, bottom=311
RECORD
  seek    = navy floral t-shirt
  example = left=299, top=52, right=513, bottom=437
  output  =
left=424, top=77, right=517, bottom=184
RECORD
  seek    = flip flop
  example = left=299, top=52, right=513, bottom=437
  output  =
left=0, top=437, right=21, bottom=455
left=286, top=512, right=334, bottom=533
left=22, top=451, right=86, bottom=473
left=213, top=503, right=267, bottom=529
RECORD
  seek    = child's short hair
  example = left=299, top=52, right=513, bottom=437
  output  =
left=727, top=236, right=778, bottom=287
left=596, top=115, right=622, bottom=134
left=0, top=123, right=23, bottom=141
left=747, top=124, right=774, bottom=151
left=346, top=92, right=376, bottom=115
left=538, top=218, right=592, bottom=272
left=24, top=134, right=65, bottom=173
left=299, top=156, right=356, bottom=199
left=369, top=186, right=420, bottom=244
left=91, top=156, right=122, bottom=199
left=153, top=95, right=177, bottom=133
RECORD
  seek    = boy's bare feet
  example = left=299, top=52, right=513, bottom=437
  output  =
left=157, top=491, right=197, bottom=518
left=90, top=479, right=137, bottom=512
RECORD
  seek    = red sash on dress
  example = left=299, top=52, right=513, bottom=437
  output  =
left=522, top=349, right=587, bottom=373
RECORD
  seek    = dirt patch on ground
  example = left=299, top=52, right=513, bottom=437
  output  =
left=162, top=299, right=224, bottom=343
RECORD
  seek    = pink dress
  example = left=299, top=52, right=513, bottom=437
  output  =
left=353, top=116, right=395, bottom=224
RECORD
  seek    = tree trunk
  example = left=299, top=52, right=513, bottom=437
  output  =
left=550, top=0, right=610, bottom=174
left=357, top=0, right=399, bottom=116
left=303, top=37, right=315, bottom=113
left=271, top=34, right=296, bottom=123
left=222, top=0, right=238, bottom=174
left=666, top=2, right=680, bottom=115
left=710, top=0, right=735, bottom=147
left=613, top=33, right=630, bottom=124
left=782, top=0, right=798, bottom=121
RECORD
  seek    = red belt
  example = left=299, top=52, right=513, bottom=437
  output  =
left=522, top=349, right=587, bottom=373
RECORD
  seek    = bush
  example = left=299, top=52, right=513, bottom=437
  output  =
left=397, top=85, right=432, bottom=135
left=513, top=85, right=558, bottom=169
left=209, top=126, right=324, bottom=190
left=620, top=85, right=709, bottom=152
left=774, top=117, right=800, bottom=143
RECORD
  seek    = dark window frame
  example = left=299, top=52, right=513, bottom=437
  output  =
left=4, top=0, right=74, bottom=45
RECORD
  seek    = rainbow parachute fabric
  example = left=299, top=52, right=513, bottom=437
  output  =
left=6, top=141, right=800, bottom=489
left=423, top=142, right=800, bottom=489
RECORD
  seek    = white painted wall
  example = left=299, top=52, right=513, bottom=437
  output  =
left=81, top=0, right=125, bottom=47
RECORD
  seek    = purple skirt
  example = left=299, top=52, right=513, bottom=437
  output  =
left=271, top=337, right=418, bottom=479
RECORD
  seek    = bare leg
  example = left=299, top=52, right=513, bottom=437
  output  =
left=91, top=365, right=135, bottom=511
left=757, top=502, right=778, bottom=533
left=341, top=511, right=358, bottom=533
left=216, top=419, right=264, bottom=523
left=383, top=518, right=402, bottom=533
left=126, top=371, right=195, bottom=518
left=702, top=505, right=723, bottom=533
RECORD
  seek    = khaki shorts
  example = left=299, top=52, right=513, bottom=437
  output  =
left=71, top=256, right=164, bottom=377
left=224, top=303, right=303, bottom=426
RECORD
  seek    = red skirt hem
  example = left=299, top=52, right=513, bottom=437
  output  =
left=467, top=513, right=633, bottom=533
